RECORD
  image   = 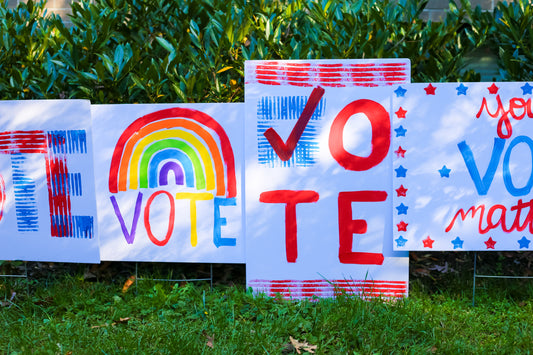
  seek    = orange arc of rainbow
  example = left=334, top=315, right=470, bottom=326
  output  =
left=129, top=130, right=214, bottom=191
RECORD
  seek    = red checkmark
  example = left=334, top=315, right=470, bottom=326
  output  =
left=263, top=86, right=325, bottom=161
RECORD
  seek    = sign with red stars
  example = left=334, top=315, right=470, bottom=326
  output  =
left=393, top=82, right=533, bottom=251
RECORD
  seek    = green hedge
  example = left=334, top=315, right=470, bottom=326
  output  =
left=1, top=0, right=532, bottom=103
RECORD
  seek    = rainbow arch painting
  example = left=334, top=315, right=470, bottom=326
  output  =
left=109, top=108, right=237, bottom=198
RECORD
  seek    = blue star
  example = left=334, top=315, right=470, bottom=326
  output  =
left=439, top=165, right=451, bottom=178
left=396, top=203, right=408, bottom=215
left=518, top=236, right=531, bottom=249
left=456, top=83, right=468, bottom=95
left=451, top=237, right=464, bottom=249
left=521, top=83, right=533, bottom=95
left=394, top=86, right=407, bottom=97
left=395, top=165, right=407, bottom=178
left=394, top=125, right=407, bottom=137
left=395, top=236, right=408, bottom=247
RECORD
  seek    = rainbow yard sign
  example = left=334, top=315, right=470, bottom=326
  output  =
left=245, top=59, right=410, bottom=299
left=93, top=104, right=244, bottom=262
left=0, top=100, right=99, bottom=262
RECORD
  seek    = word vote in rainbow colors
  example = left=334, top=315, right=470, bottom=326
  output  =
left=108, top=108, right=237, bottom=248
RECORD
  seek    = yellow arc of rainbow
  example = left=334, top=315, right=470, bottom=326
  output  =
left=129, top=129, right=215, bottom=192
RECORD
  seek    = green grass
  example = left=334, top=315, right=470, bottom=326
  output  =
left=1, top=272, right=532, bottom=354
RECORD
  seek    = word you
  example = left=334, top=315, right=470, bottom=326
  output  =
left=477, top=86, right=533, bottom=139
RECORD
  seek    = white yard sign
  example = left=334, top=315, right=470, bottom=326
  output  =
left=392, top=82, right=533, bottom=251
left=0, top=100, right=99, bottom=262
left=92, top=104, right=244, bottom=262
left=245, top=60, right=410, bottom=299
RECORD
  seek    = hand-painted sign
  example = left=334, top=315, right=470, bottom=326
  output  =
left=392, top=82, right=533, bottom=251
left=245, top=60, right=410, bottom=299
left=93, top=104, right=244, bottom=262
left=0, top=100, right=99, bottom=262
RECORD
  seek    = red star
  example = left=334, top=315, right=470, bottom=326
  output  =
left=423, top=236, right=434, bottom=248
left=397, top=221, right=408, bottom=231
left=395, top=146, right=406, bottom=158
left=484, top=237, right=496, bottom=249
left=424, top=84, right=436, bottom=95
left=488, top=83, right=499, bottom=94
left=395, top=107, right=407, bottom=118
left=396, top=185, right=407, bottom=197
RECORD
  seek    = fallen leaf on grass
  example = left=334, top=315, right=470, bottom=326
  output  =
left=116, top=317, right=131, bottom=324
left=289, top=336, right=317, bottom=354
left=414, top=268, right=431, bottom=276
left=202, top=331, right=214, bottom=348
left=206, top=335, right=214, bottom=349
left=91, top=323, right=109, bottom=329
left=122, top=275, right=135, bottom=293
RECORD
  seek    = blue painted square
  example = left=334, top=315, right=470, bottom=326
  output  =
left=256, top=95, right=325, bottom=167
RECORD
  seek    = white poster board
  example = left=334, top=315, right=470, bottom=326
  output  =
left=392, top=82, right=533, bottom=251
left=92, top=104, right=244, bottom=262
left=0, top=100, right=99, bottom=262
left=245, top=59, right=409, bottom=299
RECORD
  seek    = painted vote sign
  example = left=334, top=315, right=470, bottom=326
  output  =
left=92, top=104, right=244, bottom=262
left=245, top=59, right=410, bottom=299
left=392, top=82, right=533, bottom=251
left=0, top=100, right=99, bottom=262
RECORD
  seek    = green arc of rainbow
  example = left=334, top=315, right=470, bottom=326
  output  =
left=130, top=128, right=216, bottom=192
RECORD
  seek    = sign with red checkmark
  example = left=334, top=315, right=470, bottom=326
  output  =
left=245, top=59, right=411, bottom=300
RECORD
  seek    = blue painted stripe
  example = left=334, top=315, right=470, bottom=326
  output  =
left=68, top=173, right=82, bottom=196
left=47, top=130, right=87, bottom=155
left=11, top=154, right=39, bottom=232
left=257, top=96, right=326, bottom=121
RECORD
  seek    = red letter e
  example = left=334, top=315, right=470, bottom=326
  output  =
left=338, top=191, right=386, bottom=265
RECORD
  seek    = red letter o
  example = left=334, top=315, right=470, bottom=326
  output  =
left=329, top=99, right=390, bottom=171
left=144, top=190, right=175, bottom=246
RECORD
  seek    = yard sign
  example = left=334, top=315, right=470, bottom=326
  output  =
left=93, top=104, right=244, bottom=262
left=245, top=59, right=409, bottom=299
left=392, top=82, right=533, bottom=251
left=0, top=100, right=99, bottom=262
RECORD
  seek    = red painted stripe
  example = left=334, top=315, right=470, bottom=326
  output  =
left=45, top=131, right=73, bottom=238
left=318, top=64, right=343, bottom=67
left=0, top=130, right=47, bottom=154
left=249, top=279, right=408, bottom=299
left=257, top=80, right=282, bottom=86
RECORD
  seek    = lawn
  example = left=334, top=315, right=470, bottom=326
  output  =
left=0, top=259, right=532, bottom=354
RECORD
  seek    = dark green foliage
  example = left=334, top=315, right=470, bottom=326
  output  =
left=492, top=1, right=533, bottom=80
left=0, top=0, right=61, bottom=98
left=0, top=0, right=531, bottom=103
